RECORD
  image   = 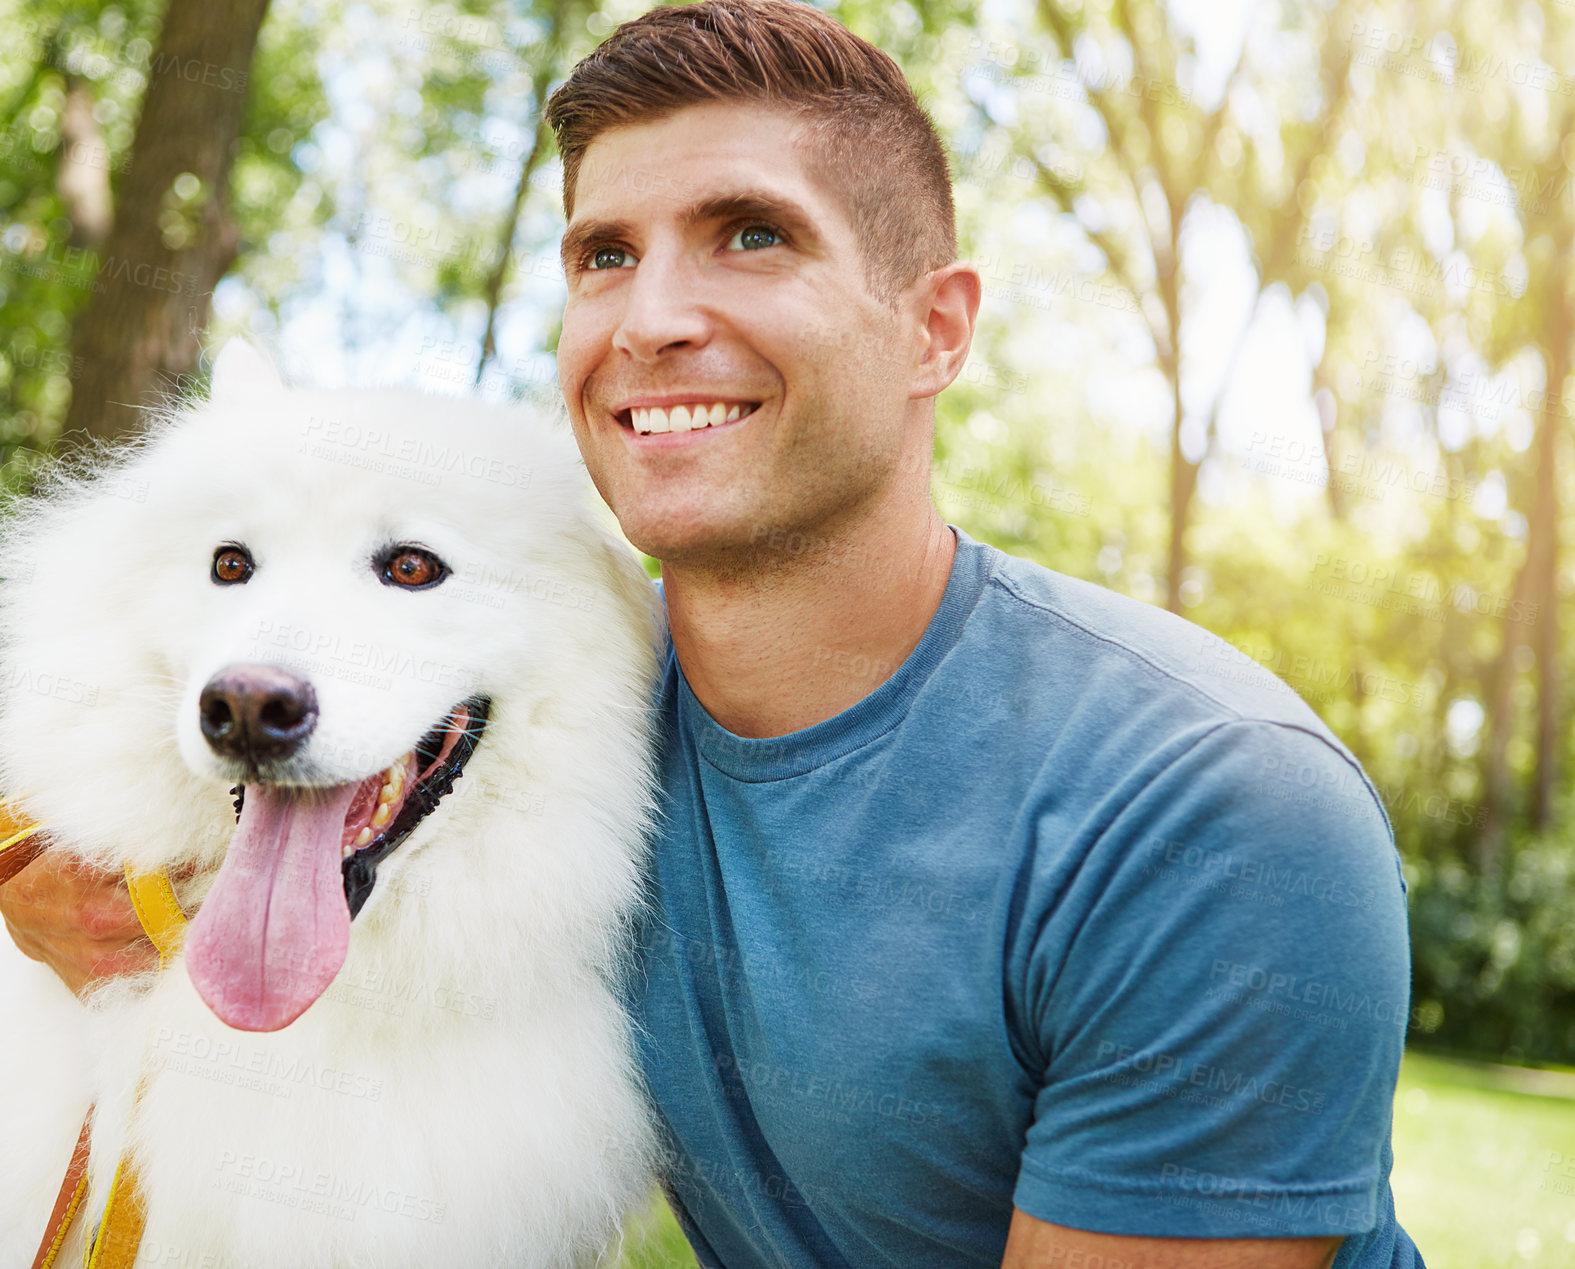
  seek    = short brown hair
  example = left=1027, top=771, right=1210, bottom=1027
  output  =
left=544, top=0, right=955, bottom=303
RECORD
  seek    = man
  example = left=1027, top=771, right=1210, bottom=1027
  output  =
left=2, top=2, right=1421, bottom=1266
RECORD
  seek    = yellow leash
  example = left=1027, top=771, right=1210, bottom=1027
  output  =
left=0, top=800, right=184, bottom=1269
left=81, top=862, right=186, bottom=1268
left=0, top=802, right=48, bottom=885
left=123, top=864, right=187, bottom=964
left=0, top=818, right=43, bottom=854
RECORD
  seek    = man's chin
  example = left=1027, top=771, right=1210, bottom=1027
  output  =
left=619, top=508, right=788, bottom=573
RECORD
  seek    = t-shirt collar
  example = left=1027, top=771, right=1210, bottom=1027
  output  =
left=674, top=526, right=994, bottom=782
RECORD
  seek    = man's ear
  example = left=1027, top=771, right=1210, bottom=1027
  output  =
left=908, top=261, right=982, bottom=402
left=208, top=338, right=283, bottom=403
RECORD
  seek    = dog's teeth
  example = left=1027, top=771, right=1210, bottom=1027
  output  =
left=354, top=827, right=373, bottom=847
left=342, top=841, right=354, bottom=859
left=378, top=763, right=403, bottom=804
left=372, top=803, right=391, bottom=828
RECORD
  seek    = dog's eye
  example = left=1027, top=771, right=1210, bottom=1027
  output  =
left=212, top=545, right=253, bottom=585
left=380, top=546, right=448, bottom=590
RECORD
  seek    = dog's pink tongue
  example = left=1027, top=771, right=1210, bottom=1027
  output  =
left=187, top=783, right=356, bottom=1032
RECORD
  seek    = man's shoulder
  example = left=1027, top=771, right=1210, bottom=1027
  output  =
left=966, top=540, right=1315, bottom=719
left=954, top=537, right=1377, bottom=803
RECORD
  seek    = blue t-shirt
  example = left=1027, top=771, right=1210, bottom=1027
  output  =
left=632, top=528, right=1422, bottom=1268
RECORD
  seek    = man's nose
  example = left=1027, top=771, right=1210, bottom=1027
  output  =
left=611, top=250, right=712, bottom=362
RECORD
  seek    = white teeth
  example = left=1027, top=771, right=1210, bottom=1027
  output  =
left=628, top=402, right=753, bottom=435
left=348, top=764, right=404, bottom=856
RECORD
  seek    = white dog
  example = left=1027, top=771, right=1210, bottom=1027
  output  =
left=0, top=342, right=663, bottom=1268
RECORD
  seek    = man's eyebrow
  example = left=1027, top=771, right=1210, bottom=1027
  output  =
left=561, top=191, right=823, bottom=271
left=561, top=217, right=636, bottom=271
left=678, top=192, right=822, bottom=246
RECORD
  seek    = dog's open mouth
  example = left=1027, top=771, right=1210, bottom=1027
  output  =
left=335, top=696, right=490, bottom=917
left=185, top=697, right=489, bottom=1033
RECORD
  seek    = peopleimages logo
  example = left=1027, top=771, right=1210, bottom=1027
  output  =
left=251, top=621, right=470, bottom=691
left=1144, top=836, right=1375, bottom=911
left=303, top=415, right=535, bottom=490
left=1207, top=960, right=1411, bottom=1029
left=152, top=1027, right=382, bottom=1101
left=3, top=665, right=99, bottom=706
left=1156, top=1163, right=1373, bottom=1232
left=1093, top=1040, right=1327, bottom=1114
left=213, top=1152, right=446, bottom=1224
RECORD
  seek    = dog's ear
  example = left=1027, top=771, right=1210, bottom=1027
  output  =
left=208, top=338, right=283, bottom=402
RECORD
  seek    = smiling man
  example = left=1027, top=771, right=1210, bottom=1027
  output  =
left=543, top=2, right=1421, bottom=1267
left=0, top=2, right=1423, bottom=1266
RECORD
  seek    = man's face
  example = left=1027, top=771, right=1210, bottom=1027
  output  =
left=557, top=102, right=928, bottom=564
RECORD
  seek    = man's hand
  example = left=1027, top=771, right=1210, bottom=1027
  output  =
left=1002, top=1209, right=1340, bottom=1269
left=0, top=849, right=155, bottom=996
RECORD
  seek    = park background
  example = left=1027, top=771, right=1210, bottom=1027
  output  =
left=1, top=0, right=1573, bottom=1262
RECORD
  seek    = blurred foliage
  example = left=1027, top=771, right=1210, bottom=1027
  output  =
left=1408, top=832, right=1575, bottom=1062
left=1, top=0, right=1574, bottom=1063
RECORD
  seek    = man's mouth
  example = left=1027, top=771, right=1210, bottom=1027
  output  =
left=185, top=696, right=489, bottom=1032
left=617, top=401, right=759, bottom=435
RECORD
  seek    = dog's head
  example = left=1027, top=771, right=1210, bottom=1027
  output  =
left=0, top=340, right=662, bottom=1031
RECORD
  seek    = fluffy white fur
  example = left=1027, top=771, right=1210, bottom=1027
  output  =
left=0, top=343, right=664, bottom=1267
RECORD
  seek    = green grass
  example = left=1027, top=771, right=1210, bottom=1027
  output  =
left=616, top=1051, right=1575, bottom=1267
left=613, top=1193, right=699, bottom=1269
left=1393, top=1051, right=1575, bottom=1267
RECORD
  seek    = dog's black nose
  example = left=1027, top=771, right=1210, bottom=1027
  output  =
left=199, top=665, right=318, bottom=763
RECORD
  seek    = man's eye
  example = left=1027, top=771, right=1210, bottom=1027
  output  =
left=590, top=246, right=636, bottom=270
left=727, top=225, right=781, bottom=251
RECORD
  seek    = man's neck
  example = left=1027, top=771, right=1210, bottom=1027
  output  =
left=661, top=497, right=957, bottom=739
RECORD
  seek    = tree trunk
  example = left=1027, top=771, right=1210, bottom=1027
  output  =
left=1530, top=293, right=1570, bottom=829
left=1165, top=370, right=1194, bottom=614
left=1158, top=196, right=1187, bottom=614
left=62, top=0, right=271, bottom=448
left=1478, top=560, right=1531, bottom=879
left=1314, top=379, right=1346, bottom=520
left=1479, top=239, right=1570, bottom=864
left=474, top=119, right=548, bottom=386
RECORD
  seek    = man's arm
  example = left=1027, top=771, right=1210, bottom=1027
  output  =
left=1008, top=721, right=1409, bottom=1254
left=0, top=850, right=155, bottom=995
left=1003, top=1209, right=1339, bottom=1268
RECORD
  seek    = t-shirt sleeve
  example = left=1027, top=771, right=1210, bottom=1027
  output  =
left=1010, top=718, right=1410, bottom=1239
